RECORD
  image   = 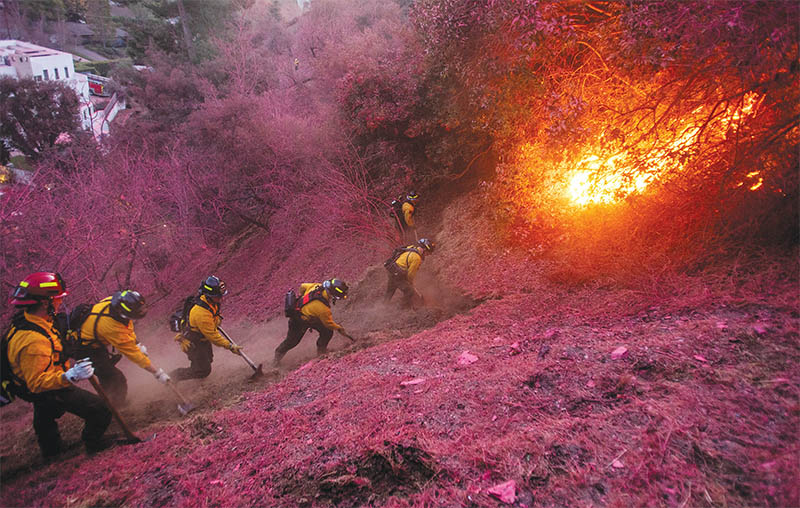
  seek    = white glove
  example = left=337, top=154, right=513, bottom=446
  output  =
left=138, top=343, right=148, bottom=356
left=153, top=368, right=170, bottom=384
left=64, top=358, right=94, bottom=383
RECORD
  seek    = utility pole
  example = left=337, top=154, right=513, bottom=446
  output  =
left=175, top=0, right=196, bottom=62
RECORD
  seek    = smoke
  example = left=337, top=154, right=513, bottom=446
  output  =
left=114, top=256, right=478, bottom=420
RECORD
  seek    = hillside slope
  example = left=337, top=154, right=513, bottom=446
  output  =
left=1, top=194, right=797, bottom=507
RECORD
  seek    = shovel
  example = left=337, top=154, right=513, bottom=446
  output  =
left=89, top=376, right=154, bottom=444
left=165, top=380, right=197, bottom=416
left=338, top=330, right=356, bottom=342
left=219, top=327, right=264, bottom=379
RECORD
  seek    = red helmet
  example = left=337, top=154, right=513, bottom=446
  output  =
left=8, top=272, right=68, bottom=306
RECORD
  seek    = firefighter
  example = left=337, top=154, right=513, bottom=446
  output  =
left=274, top=278, right=350, bottom=366
left=170, top=276, right=242, bottom=381
left=393, top=191, right=420, bottom=242
left=71, top=290, right=170, bottom=405
left=384, top=238, right=435, bottom=307
left=3, top=272, right=111, bottom=458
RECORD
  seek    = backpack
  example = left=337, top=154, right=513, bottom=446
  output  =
left=62, top=303, right=93, bottom=353
left=169, top=295, right=217, bottom=334
left=169, top=296, right=197, bottom=333
left=284, top=290, right=298, bottom=317
left=1, top=312, right=59, bottom=406
left=67, top=304, right=94, bottom=335
left=285, top=285, right=329, bottom=319
left=383, top=246, right=419, bottom=277
left=390, top=196, right=407, bottom=227
left=62, top=301, right=126, bottom=357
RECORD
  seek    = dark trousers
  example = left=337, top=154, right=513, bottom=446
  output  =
left=75, top=346, right=127, bottom=405
left=170, top=340, right=213, bottom=380
left=384, top=273, right=416, bottom=307
left=274, top=317, right=334, bottom=362
left=32, top=386, right=112, bottom=457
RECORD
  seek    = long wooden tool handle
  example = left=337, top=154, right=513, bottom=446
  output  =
left=219, top=327, right=259, bottom=371
left=166, top=381, right=190, bottom=405
left=89, top=376, right=140, bottom=442
left=239, top=351, right=259, bottom=371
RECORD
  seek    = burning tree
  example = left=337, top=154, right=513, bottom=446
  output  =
left=404, top=0, right=799, bottom=278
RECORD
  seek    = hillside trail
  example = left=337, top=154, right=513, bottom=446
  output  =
left=2, top=236, right=797, bottom=506
left=0, top=255, right=483, bottom=480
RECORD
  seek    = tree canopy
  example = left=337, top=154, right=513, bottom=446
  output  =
left=1, top=0, right=796, bottom=302
left=0, top=77, right=82, bottom=160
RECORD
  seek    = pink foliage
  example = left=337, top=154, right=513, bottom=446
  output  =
left=1, top=243, right=798, bottom=508
left=1, top=3, right=797, bottom=508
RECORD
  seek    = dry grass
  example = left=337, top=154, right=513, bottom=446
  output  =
left=1, top=186, right=797, bottom=508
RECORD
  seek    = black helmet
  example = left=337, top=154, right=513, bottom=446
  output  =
left=322, top=278, right=349, bottom=301
left=200, top=275, right=228, bottom=297
left=111, top=290, right=147, bottom=320
left=418, top=238, right=435, bottom=253
left=406, top=191, right=419, bottom=203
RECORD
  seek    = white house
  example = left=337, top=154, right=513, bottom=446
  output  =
left=0, top=40, right=95, bottom=130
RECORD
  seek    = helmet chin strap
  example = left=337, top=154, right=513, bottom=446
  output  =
left=46, top=298, right=56, bottom=318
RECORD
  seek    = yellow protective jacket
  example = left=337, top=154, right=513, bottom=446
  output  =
left=6, top=312, right=71, bottom=393
left=298, top=283, right=343, bottom=332
left=393, top=247, right=424, bottom=283
left=184, top=295, right=232, bottom=349
left=78, top=297, right=151, bottom=370
left=402, top=202, right=415, bottom=228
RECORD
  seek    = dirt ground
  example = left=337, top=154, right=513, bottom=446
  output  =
left=1, top=192, right=797, bottom=507
left=0, top=260, right=479, bottom=484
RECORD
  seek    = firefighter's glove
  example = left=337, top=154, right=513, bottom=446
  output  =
left=153, top=368, right=170, bottom=384
left=229, top=344, right=243, bottom=355
left=179, top=338, right=193, bottom=353
left=65, top=358, right=94, bottom=384
left=138, top=343, right=148, bottom=356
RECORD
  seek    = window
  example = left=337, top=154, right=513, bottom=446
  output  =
left=64, top=66, right=69, bottom=78
left=42, top=69, right=48, bottom=80
left=34, top=75, right=41, bottom=81
left=54, top=68, right=59, bottom=79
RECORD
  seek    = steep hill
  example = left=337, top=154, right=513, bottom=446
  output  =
left=1, top=190, right=797, bottom=507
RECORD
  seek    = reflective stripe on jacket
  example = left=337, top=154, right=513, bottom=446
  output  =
left=298, top=283, right=343, bottom=332
left=7, top=312, right=71, bottom=393
left=393, top=247, right=423, bottom=282
left=79, top=297, right=151, bottom=370
left=188, top=295, right=231, bottom=349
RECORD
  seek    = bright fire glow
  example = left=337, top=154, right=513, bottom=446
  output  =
left=567, top=155, right=654, bottom=206
left=557, top=92, right=765, bottom=206
left=737, top=170, right=762, bottom=189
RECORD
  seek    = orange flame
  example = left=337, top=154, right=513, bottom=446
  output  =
left=558, top=92, right=764, bottom=206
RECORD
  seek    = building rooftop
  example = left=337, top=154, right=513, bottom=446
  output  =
left=0, top=40, right=63, bottom=58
